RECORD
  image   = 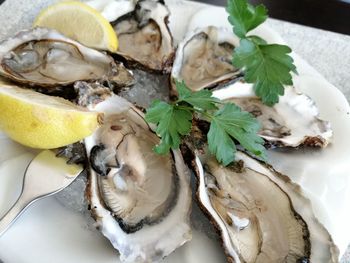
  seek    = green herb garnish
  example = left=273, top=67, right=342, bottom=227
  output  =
left=227, top=0, right=297, bottom=105
left=145, top=81, right=266, bottom=165
left=145, top=0, right=297, bottom=164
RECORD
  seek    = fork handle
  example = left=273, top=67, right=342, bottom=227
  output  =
left=0, top=195, right=32, bottom=237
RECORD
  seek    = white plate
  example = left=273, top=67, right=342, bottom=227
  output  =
left=1, top=1, right=350, bottom=262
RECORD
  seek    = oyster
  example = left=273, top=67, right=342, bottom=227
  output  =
left=74, top=80, right=114, bottom=107
left=182, top=134, right=339, bottom=262
left=171, top=26, right=241, bottom=94
left=194, top=152, right=339, bottom=262
left=0, top=27, right=133, bottom=87
left=111, top=0, right=175, bottom=73
left=213, top=81, right=333, bottom=148
left=85, top=95, right=192, bottom=263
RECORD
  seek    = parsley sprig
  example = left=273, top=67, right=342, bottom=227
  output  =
left=227, top=0, right=297, bottom=105
left=145, top=81, right=266, bottom=166
left=145, top=0, right=297, bottom=164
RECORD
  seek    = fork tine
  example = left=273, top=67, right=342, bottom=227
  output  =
left=0, top=150, right=83, bottom=237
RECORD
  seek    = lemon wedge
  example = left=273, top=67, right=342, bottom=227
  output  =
left=33, top=1, right=118, bottom=52
left=0, top=85, right=101, bottom=149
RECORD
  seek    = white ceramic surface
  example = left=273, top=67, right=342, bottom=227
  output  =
left=1, top=1, right=350, bottom=262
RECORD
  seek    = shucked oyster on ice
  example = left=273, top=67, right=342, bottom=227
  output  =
left=182, top=124, right=338, bottom=262
left=213, top=81, right=333, bottom=148
left=84, top=95, right=192, bottom=263
left=112, top=0, right=175, bottom=73
left=171, top=26, right=241, bottom=94
left=190, top=151, right=339, bottom=263
left=0, top=27, right=133, bottom=87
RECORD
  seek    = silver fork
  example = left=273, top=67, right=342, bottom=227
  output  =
left=0, top=150, right=83, bottom=236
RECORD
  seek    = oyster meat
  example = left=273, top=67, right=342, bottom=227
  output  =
left=112, top=0, right=175, bottom=73
left=0, top=27, right=133, bottom=87
left=171, top=26, right=241, bottom=94
left=213, top=81, right=333, bottom=148
left=186, top=146, right=339, bottom=262
left=85, top=95, right=192, bottom=263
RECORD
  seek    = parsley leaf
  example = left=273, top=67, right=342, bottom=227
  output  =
left=233, top=39, right=296, bottom=105
left=227, top=0, right=267, bottom=38
left=176, top=80, right=219, bottom=110
left=227, top=0, right=297, bottom=105
left=208, top=103, right=266, bottom=165
left=207, top=120, right=236, bottom=166
left=146, top=82, right=266, bottom=165
left=145, top=100, right=192, bottom=154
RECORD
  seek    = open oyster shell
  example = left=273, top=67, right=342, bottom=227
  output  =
left=111, top=0, right=175, bottom=73
left=0, top=27, right=133, bottom=87
left=213, top=81, right=333, bottom=148
left=190, top=151, right=339, bottom=262
left=181, top=123, right=339, bottom=263
left=85, top=95, right=192, bottom=263
left=171, top=26, right=241, bottom=95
